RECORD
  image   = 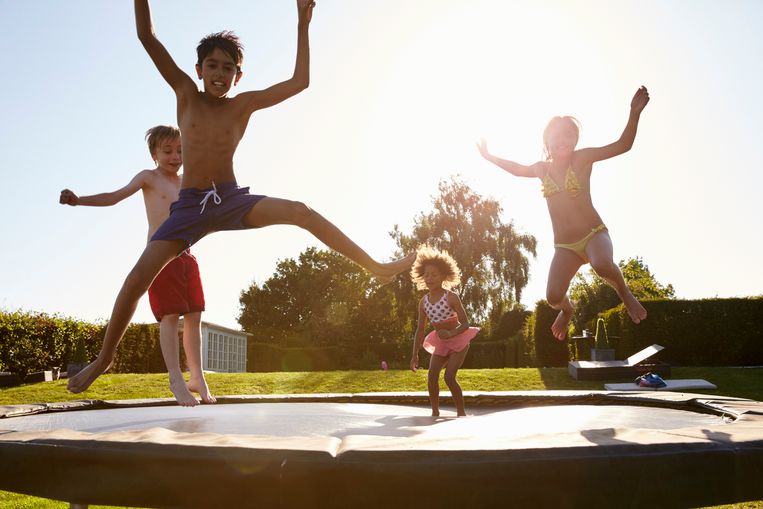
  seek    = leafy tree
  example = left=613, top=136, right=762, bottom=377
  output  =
left=238, top=248, right=389, bottom=345
left=391, top=176, right=537, bottom=322
left=488, top=304, right=531, bottom=341
left=569, top=256, right=675, bottom=330
left=238, top=177, right=538, bottom=347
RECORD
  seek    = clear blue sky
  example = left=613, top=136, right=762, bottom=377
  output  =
left=1, top=1, right=761, bottom=330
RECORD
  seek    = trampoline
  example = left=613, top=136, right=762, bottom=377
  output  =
left=1, top=391, right=762, bottom=508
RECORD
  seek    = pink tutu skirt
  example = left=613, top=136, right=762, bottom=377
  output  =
left=423, top=317, right=480, bottom=356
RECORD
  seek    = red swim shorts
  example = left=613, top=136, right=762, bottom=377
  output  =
left=148, top=250, right=205, bottom=322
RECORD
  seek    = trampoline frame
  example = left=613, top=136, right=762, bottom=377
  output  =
left=1, top=391, right=762, bottom=509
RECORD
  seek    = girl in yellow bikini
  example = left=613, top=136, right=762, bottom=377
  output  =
left=477, top=86, right=650, bottom=340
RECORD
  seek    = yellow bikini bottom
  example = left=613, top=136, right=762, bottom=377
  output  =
left=554, top=224, right=607, bottom=263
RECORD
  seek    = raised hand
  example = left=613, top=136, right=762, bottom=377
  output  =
left=476, top=137, right=491, bottom=159
left=59, top=189, right=79, bottom=206
left=631, top=86, right=650, bottom=114
left=298, top=0, right=315, bottom=25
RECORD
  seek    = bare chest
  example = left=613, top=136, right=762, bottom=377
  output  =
left=142, top=176, right=180, bottom=217
left=180, top=101, right=246, bottom=150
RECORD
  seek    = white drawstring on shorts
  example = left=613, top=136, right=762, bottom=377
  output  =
left=199, top=181, right=221, bottom=214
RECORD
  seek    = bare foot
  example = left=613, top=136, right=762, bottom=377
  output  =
left=187, top=375, right=216, bottom=404
left=170, top=375, right=199, bottom=407
left=375, top=253, right=416, bottom=284
left=623, top=294, right=647, bottom=324
left=551, top=309, right=573, bottom=341
left=67, top=358, right=111, bottom=393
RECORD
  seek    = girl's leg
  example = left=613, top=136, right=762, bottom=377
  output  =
left=67, top=240, right=185, bottom=393
left=546, top=249, right=585, bottom=340
left=243, top=197, right=415, bottom=280
left=159, top=314, right=199, bottom=407
left=182, top=311, right=216, bottom=403
left=585, top=231, right=647, bottom=324
left=443, top=345, right=470, bottom=416
left=427, top=355, right=448, bottom=416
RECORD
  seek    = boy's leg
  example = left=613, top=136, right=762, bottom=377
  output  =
left=67, top=239, right=185, bottom=393
left=585, top=232, right=647, bottom=324
left=243, top=197, right=415, bottom=281
left=443, top=346, right=470, bottom=416
left=182, top=311, right=216, bottom=403
left=159, top=314, right=199, bottom=407
left=546, top=249, right=585, bottom=340
left=427, top=355, right=448, bottom=417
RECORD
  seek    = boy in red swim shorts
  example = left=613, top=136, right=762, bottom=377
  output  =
left=60, top=125, right=215, bottom=406
left=148, top=250, right=205, bottom=324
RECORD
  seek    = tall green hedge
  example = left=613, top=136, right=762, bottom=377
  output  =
left=2, top=310, right=529, bottom=377
left=247, top=343, right=341, bottom=372
left=0, top=310, right=100, bottom=377
left=246, top=331, right=527, bottom=372
left=0, top=310, right=168, bottom=377
left=248, top=342, right=418, bottom=372
left=600, top=298, right=763, bottom=366
left=531, top=300, right=570, bottom=367
left=112, top=323, right=167, bottom=373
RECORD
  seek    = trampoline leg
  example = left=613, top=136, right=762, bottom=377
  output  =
left=69, top=503, right=88, bottom=509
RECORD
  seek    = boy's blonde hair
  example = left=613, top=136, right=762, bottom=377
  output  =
left=145, top=125, right=181, bottom=159
left=410, top=245, right=461, bottom=291
left=542, top=116, right=581, bottom=161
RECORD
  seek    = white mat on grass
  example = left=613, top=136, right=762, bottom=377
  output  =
left=604, top=379, right=717, bottom=391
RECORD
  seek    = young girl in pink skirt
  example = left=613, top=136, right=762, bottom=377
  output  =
left=409, top=246, right=480, bottom=416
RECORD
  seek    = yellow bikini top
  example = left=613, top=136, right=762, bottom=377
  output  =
left=541, top=166, right=582, bottom=198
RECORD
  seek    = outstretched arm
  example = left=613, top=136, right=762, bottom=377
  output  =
left=410, top=299, right=428, bottom=372
left=438, top=293, right=471, bottom=339
left=577, top=86, right=650, bottom=165
left=477, top=138, right=540, bottom=178
left=135, top=0, right=195, bottom=95
left=59, top=171, right=148, bottom=207
left=238, top=0, right=315, bottom=113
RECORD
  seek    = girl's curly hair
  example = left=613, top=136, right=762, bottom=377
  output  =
left=410, top=245, right=461, bottom=291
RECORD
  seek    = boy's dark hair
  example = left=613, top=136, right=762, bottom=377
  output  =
left=197, top=31, right=244, bottom=71
left=145, top=125, right=181, bottom=159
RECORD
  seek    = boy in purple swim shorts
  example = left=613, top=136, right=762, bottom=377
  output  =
left=68, top=0, right=415, bottom=394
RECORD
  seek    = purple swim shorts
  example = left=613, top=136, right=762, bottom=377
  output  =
left=151, top=182, right=266, bottom=249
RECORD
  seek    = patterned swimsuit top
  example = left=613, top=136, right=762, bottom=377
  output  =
left=423, top=291, right=457, bottom=325
left=541, top=165, right=582, bottom=198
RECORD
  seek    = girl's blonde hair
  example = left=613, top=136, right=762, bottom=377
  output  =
left=410, top=245, right=461, bottom=291
left=542, top=115, right=581, bottom=161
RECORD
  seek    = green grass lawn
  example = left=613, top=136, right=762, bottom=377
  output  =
left=2, top=366, right=762, bottom=406
left=1, top=366, right=762, bottom=509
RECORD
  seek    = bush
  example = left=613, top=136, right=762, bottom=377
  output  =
left=112, top=323, right=165, bottom=373
left=0, top=310, right=101, bottom=377
left=602, top=298, right=763, bottom=366
left=463, top=338, right=510, bottom=369
left=0, top=310, right=170, bottom=376
left=246, top=331, right=534, bottom=372
left=490, top=308, right=531, bottom=341
left=531, top=301, right=569, bottom=367
left=247, top=342, right=341, bottom=372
